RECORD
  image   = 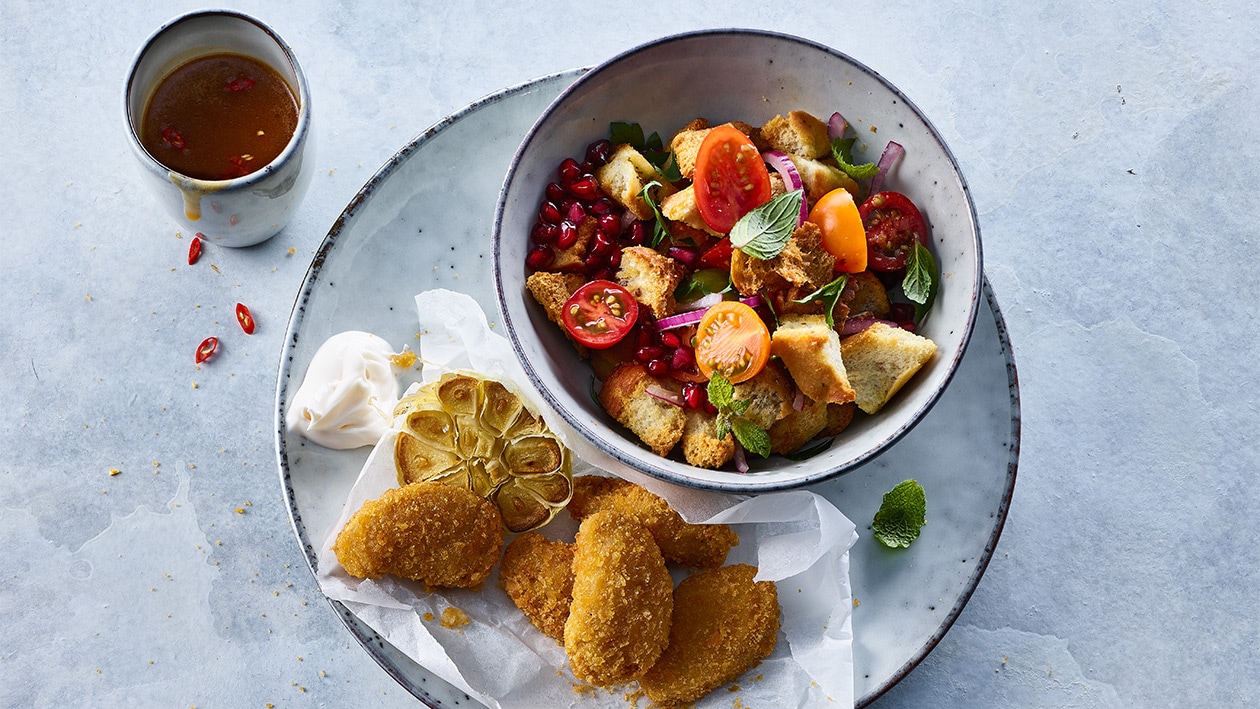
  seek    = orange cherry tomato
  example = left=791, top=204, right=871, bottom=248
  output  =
left=693, top=125, right=772, bottom=233
left=808, top=187, right=867, bottom=273
left=694, top=301, right=771, bottom=384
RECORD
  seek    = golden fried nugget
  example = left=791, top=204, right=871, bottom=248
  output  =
left=333, top=482, right=503, bottom=588
left=639, top=564, right=780, bottom=707
left=564, top=510, right=673, bottom=686
left=568, top=476, right=738, bottom=569
left=500, top=532, right=574, bottom=642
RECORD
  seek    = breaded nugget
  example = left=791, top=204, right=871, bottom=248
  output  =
left=568, top=476, right=738, bottom=569
left=500, top=532, right=574, bottom=642
left=333, top=482, right=503, bottom=588
left=564, top=510, right=673, bottom=686
left=639, top=564, right=780, bottom=707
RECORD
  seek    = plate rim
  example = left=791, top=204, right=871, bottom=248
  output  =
left=273, top=68, right=1020, bottom=709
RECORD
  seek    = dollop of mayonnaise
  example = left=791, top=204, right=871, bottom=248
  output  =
left=286, top=331, right=400, bottom=449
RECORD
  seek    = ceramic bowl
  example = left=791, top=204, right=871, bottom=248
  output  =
left=493, top=30, right=982, bottom=492
left=124, top=10, right=313, bottom=247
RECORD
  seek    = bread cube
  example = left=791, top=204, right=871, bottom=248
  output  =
left=840, top=323, right=937, bottom=414
left=595, top=144, right=676, bottom=220
left=598, top=362, right=686, bottom=456
left=770, top=314, right=856, bottom=405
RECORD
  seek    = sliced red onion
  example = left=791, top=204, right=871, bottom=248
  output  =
left=645, top=384, right=684, bottom=407
left=733, top=441, right=749, bottom=473
left=869, top=141, right=905, bottom=195
left=793, top=389, right=806, bottom=412
left=762, top=150, right=807, bottom=226
left=828, top=112, right=848, bottom=140
left=740, top=294, right=764, bottom=309
left=677, top=292, right=722, bottom=312
left=666, top=245, right=702, bottom=269
left=656, top=308, right=707, bottom=331
left=840, top=316, right=899, bottom=337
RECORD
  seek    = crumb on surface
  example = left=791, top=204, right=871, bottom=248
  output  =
left=440, top=606, right=470, bottom=629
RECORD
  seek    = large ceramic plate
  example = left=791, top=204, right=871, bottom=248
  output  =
left=275, top=70, right=1020, bottom=707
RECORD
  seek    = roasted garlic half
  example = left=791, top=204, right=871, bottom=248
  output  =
left=393, top=371, right=572, bottom=533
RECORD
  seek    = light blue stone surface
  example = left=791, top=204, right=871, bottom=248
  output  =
left=2, top=1, right=1256, bottom=706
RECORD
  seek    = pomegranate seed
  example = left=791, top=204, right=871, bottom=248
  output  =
left=591, top=267, right=613, bottom=281
left=629, top=221, right=649, bottom=245
left=597, top=212, right=621, bottom=237
left=666, top=245, right=702, bottom=268
left=683, top=383, right=707, bottom=410
left=635, top=346, right=664, bottom=363
left=569, top=176, right=600, bottom=200
left=589, top=198, right=612, bottom=216
left=608, top=249, right=622, bottom=269
left=530, top=222, right=556, bottom=245
left=704, top=401, right=719, bottom=416
left=559, top=158, right=581, bottom=184
left=584, top=252, right=603, bottom=269
left=546, top=182, right=566, bottom=203
left=566, top=202, right=586, bottom=224
left=525, top=246, right=554, bottom=270
left=660, top=332, right=680, bottom=348
left=671, top=346, right=696, bottom=371
left=585, top=139, right=613, bottom=166
left=540, top=201, right=561, bottom=225
left=636, top=326, right=656, bottom=348
left=647, top=359, right=669, bottom=377
left=579, top=161, right=594, bottom=174
left=557, top=221, right=578, bottom=249
left=593, top=228, right=613, bottom=248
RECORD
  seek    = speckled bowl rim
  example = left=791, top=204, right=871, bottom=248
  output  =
left=492, top=29, right=983, bottom=493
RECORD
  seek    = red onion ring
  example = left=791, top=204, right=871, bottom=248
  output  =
left=657, top=295, right=765, bottom=331
left=840, top=316, right=899, bottom=337
left=870, top=141, right=905, bottom=195
left=645, top=384, right=684, bottom=407
left=792, top=389, right=806, bottom=411
left=828, top=112, right=848, bottom=140
left=761, top=150, right=807, bottom=226
left=733, top=441, right=749, bottom=474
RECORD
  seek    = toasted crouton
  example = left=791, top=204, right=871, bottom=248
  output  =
left=769, top=397, right=829, bottom=455
left=760, top=111, right=832, bottom=159
left=731, top=362, right=793, bottom=429
left=669, top=127, right=711, bottom=181
left=729, top=120, right=771, bottom=153
left=785, top=154, right=857, bottom=207
left=730, top=221, right=835, bottom=297
left=597, top=144, right=677, bottom=220
left=680, top=410, right=735, bottom=469
left=524, top=271, right=589, bottom=355
left=843, top=271, right=891, bottom=319
left=616, top=246, right=685, bottom=319
left=598, top=362, right=686, bottom=456
left=551, top=216, right=597, bottom=272
left=771, top=314, right=856, bottom=405
left=824, top=402, right=856, bottom=436
left=840, top=323, right=937, bottom=414
left=661, top=186, right=722, bottom=236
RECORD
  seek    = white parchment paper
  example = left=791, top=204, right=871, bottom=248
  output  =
left=315, top=289, right=857, bottom=708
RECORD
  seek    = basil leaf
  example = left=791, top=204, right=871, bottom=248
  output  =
left=729, top=190, right=804, bottom=260
left=647, top=149, right=683, bottom=182
left=903, top=242, right=937, bottom=323
left=785, top=437, right=834, bottom=461
left=707, top=372, right=734, bottom=409
left=610, top=121, right=644, bottom=148
left=637, top=180, right=669, bottom=248
left=731, top=417, right=771, bottom=458
left=793, top=274, right=849, bottom=329
left=831, top=137, right=879, bottom=181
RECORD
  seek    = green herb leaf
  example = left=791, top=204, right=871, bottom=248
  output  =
left=647, top=149, right=683, bottom=182
left=731, top=417, right=771, bottom=458
left=637, top=180, right=669, bottom=248
left=714, top=415, right=731, bottom=442
left=674, top=268, right=732, bottom=303
left=611, top=122, right=682, bottom=182
left=706, top=372, right=734, bottom=409
left=610, top=121, right=645, bottom=148
left=730, top=398, right=752, bottom=416
left=873, top=479, right=927, bottom=548
left=903, top=242, right=938, bottom=323
left=785, top=437, right=834, bottom=461
left=831, top=137, right=879, bottom=181
left=729, top=190, right=804, bottom=260
left=793, top=274, right=849, bottom=329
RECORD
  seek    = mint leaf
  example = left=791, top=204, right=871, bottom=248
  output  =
left=731, top=417, right=771, bottom=458
left=903, top=242, right=937, bottom=324
left=831, top=137, right=879, bottom=181
left=873, top=479, right=927, bottom=548
left=637, top=180, right=669, bottom=248
left=706, top=372, right=734, bottom=409
left=793, top=274, right=849, bottom=329
left=729, top=190, right=804, bottom=260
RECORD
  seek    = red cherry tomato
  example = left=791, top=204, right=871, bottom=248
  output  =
left=235, top=302, right=256, bottom=335
left=859, top=191, right=928, bottom=271
left=693, top=125, right=772, bottom=233
left=561, top=280, right=640, bottom=349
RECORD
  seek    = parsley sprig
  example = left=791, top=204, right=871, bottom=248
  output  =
left=707, top=373, right=771, bottom=458
left=610, top=122, right=682, bottom=182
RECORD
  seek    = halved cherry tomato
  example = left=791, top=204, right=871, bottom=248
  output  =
left=694, top=301, right=771, bottom=384
left=693, top=125, right=772, bottom=233
left=698, top=239, right=734, bottom=270
left=561, top=280, right=640, bottom=349
left=808, top=188, right=867, bottom=273
left=859, top=191, right=928, bottom=271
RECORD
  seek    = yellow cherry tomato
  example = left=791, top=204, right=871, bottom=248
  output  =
left=808, top=187, right=867, bottom=273
left=695, top=301, right=771, bottom=384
